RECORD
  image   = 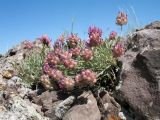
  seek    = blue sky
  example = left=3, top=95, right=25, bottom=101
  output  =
left=0, top=0, right=160, bottom=54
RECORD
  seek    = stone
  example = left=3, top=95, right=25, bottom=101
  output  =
left=62, top=92, right=101, bottom=120
left=145, top=21, right=160, bottom=29
left=0, top=96, right=50, bottom=120
left=116, top=26, right=160, bottom=120
left=33, top=91, right=58, bottom=106
left=0, top=54, right=3, bottom=58
left=2, top=70, right=14, bottom=79
left=55, top=96, right=75, bottom=119
left=96, top=89, right=123, bottom=120
left=44, top=101, right=62, bottom=120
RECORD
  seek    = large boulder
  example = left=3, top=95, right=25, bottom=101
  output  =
left=145, top=21, right=160, bottom=29
left=116, top=21, right=160, bottom=120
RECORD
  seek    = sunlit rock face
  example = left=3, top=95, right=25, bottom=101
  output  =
left=116, top=21, right=160, bottom=120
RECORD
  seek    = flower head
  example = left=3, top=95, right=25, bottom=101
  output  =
left=69, top=47, right=81, bottom=57
left=40, top=75, right=53, bottom=89
left=113, top=43, right=124, bottom=57
left=54, top=47, right=62, bottom=55
left=67, top=33, right=80, bottom=48
left=45, top=52, right=60, bottom=66
left=81, top=69, right=97, bottom=84
left=59, top=77, right=75, bottom=90
left=87, top=26, right=103, bottom=47
left=88, top=26, right=102, bottom=37
left=75, top=69, right=97, bottom=86
left=40, top=34, right=51, bottom=46
left=82, top=48, right=93, bottom=61
left=43, top=62, right=51, bottom=74
left=59, top=50, right=72, bottom=60
left=50, top=69, right=63, bottom=81
left=116, top=11, right=128, bottom=26
left=109, top=31, right=117, bottom=40
left=57, top=33, right=65, bottom=44
left=63, top=59, right=77, bottom=69
left=24, top=40, right=33, bottom=49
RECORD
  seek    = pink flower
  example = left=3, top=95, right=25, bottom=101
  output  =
left=40, top=75, right=53, bottom=89
left=87, top=26, right=103, bottom=47
left=63, top=59, right=77, bottom=69
left=59, top=50, right=72, bottom=60
left=59, top=77, right=75, bottom=90
left=46, top=52, right=60, bottom=66
left=75, top=69, right=97, bottom=86
left=43, top=62, right=51, bottom=74
left=57, top=33, right=65, bottom=44
left=81, top=69, right=97, bottom=84
left=50, top=69, right=63, bottom=81
left=69, top=47, right=81, bottom=57
left=116, top=11, right=128, bottom=26
left=82, top=49, right=93, bottom=60
left=24, top=40, right=33, bottom=49
left=40, top=34, right=51, bottom=46
left=113, top=43, right=124, bottom=57
left=109, top=31, right=117, bottom=40
left=54, top=47, right=62, bottom=55
left=88, top=26, right=102, bottom=37
left=75, top=74, right=82, bottom=83
left=67, top=33, right=80, bottom=48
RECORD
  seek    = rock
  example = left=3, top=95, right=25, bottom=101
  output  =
left=107, top=114, right=122, bottom=120
left=32, top=91, right=59, bottom=119
left=96, top=89, right=124, bottom=120
left=44, top=101, right=62, bottom=120
left=2, top=70, right=14, bottom=79
left=0, top=76, right=7, bottom=91
left=33, top=90, right=58, bottom=106
left=0, top=54, right=3, bottom=58
left=62, top=92, right=101, bottom=120
left=0, top=96, right=50, bottom=120
left=101, top=92, right=121, bottom=113
left=116, top=25, right=160, bottom=120
left=145, top=21, right=160, bottom=29
left=55, top=96, right=75, bottom=119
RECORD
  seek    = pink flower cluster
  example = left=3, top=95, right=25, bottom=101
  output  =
left=109, top=31, right=117, bottom=40
left=69, top=47, right=81, bottom=57
left=45, top=52, right=60, bottom=66
left=24, top=40, right=33, bottom=49
left=75, top=69, right=97, bottom=86
left=59, top=77, right=75, bottom=90
left=82, top=48, right=93, bottom=61
left=57, top=34, right=65, bottom=44
left=40, top=12, right=128, bottom=91
left=67, top=33, right=80, bottom=48
left=63, top=59, right=77, bottom=69
left=40, top=34, right=51, bottom=46
left=50, top=69, right=63, bottom=81
left=116, top=11, right=128, bottom=26
left=40, top=75, right=53, bottom=89
left=87, top=26, right=103, bottom=47
left=113, top=43, right=124, bottom=57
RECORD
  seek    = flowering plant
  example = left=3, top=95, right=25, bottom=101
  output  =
left=15, top=11, right=127, bottom=92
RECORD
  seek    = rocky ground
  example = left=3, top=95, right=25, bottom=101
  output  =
left=0, top=21, right=160, bottom=120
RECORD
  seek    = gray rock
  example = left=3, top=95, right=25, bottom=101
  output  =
left=0, top=54, right=3, bottom=58
left=55, top=96, right=75, bottom=119
left=0, top=96, right=50, bottom=120
left=116, top=27, right=160, bottom=120
left=62, top=92, right=101, bottom=120
left=145, top=21, right=160, bottom=29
